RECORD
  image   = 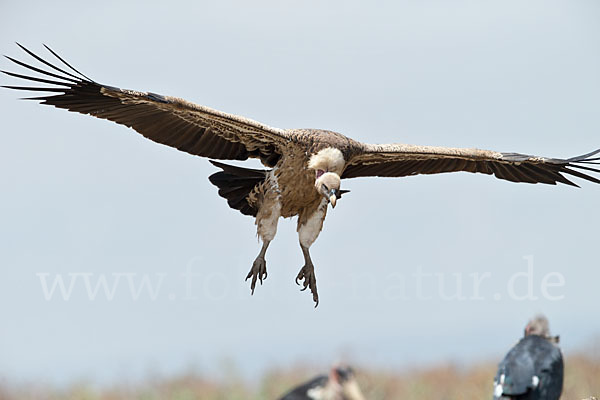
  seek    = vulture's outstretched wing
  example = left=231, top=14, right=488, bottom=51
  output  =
left=342, top=142, right=600, bottom=187
left=2, top=44, right=290, bottom=166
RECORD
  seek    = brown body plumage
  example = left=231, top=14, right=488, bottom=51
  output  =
left=3, top=44, right=600, bottom=306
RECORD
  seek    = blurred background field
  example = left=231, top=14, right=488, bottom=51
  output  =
left=2, top=349, right=598, bottom=400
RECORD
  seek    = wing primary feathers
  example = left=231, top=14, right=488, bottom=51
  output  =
left=0, top=70, right=73, bottom=87
left=19, top=95, right=61, bottom=101
left=2, top=44, right=283, bottom=165
left=0, top=85, right=70, bottom=92
left=3, top=55, right=79, bottom=83
left=15, top=42, right=87, bottom=82
left=568, top=164, right=600, bottom=174
left=550, top=171, right=578, bottom=187
left=3, top=43, right=596, bottom=186
left=559, top=149, right=600, bottom=184
left=562, top=167, right=600, bottom=184
left=555, top=175, right=578, bottom=187
left=344, top=146, right=600, bottom=186
left=574, top=161, right=600, bottom=166
left=42, top=43, right=93, bottom=82
left=567, top=148, right=600, bottom=162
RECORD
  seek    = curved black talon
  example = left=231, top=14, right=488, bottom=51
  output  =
left=246, top=256, right=267, bottom=295
left=295, top=263, right=319, bottom=307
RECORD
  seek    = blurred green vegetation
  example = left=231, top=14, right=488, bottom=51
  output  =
left=1, top=352, right=598, bottom=399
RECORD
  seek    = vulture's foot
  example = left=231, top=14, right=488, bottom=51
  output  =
left=245, top=256, right=267, bottom=295
left=295, top=261, right=319, bottom=307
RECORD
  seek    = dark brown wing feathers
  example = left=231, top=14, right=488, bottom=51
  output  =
left=4, top=44, right=600, bottom=188
left=2, top=44, right=288, bottom=167
left=342, top=143, right=600, bottom=187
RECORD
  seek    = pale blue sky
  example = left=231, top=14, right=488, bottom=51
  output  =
left=1, top=0, right=599, bottom=386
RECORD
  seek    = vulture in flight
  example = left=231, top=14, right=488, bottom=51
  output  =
left=3, top=44, right=600, bottom=306
left=493, top=315, right=563, bottom=400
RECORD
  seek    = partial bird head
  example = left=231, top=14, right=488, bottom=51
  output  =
left=329, top=366, right=366, bottom=400
left=309, top=147, right=349, bottom=208
left=315, top=172, right=348, bottom=208
left=524, top=314, right=550, bottom=337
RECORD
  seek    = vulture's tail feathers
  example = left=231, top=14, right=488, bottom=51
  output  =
left=208, top=161, right=268, bottom=217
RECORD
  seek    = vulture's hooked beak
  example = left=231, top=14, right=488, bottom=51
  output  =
left=329, top=193, right=337, bottom=208
left=328, top=188, right=350, bottom=208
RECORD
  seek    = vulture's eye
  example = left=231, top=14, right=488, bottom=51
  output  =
left=322, top=184, right=329, bottom=192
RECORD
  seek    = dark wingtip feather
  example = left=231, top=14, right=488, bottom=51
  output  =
left=5, top=55, right=21, bottom=64
left=1, top=70, right=73, bottom=86
left=559, top=176, right=579, bottom=188
left=1, top=85, right=68, bottom=92
left=14, top=43, right=87, bottom=83
left=43, top=43, right=93, bottom=81
left=570, top=164, right=600, bottom=174
left=3, top=54, right=80, bottom=83
left=567, top=148, right=600, bottom=162
left=555, top=149, right=600, bottom=186
left=20, top=96, right=53, bottom=101
left=15, top=42, right=28, bottom=52
left=562, top=167, right=600, bottom=185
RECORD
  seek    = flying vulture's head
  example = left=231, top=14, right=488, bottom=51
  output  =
left=524, top=314, right=550, bottom=337
left=309, top=147, right=349, bottom=208
left=315, top=172, right=346, bottom=208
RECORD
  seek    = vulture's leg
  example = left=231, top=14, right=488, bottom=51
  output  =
left=246, top=195, right=281, bottom=295
left=296, top=244, right=319, bottom=306
left=246, top=240, right=270, bottom=295
left=295, top=201, right=328, bottom=307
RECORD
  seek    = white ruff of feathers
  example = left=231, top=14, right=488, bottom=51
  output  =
left=308, top=147, right=345, bottom=175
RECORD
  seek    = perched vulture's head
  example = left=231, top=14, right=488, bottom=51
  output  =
left=524, top=314, right=550, bottom=337
left=315, top=172, right=346, bottom=208
left=329, top=366, right=366, bottom=400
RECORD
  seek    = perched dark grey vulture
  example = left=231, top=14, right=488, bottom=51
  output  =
left=493, top=315, right=563, bottom=400
left=3, top=44, right=600, bottom=306
left=278, top=366, right=365, bottom=400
